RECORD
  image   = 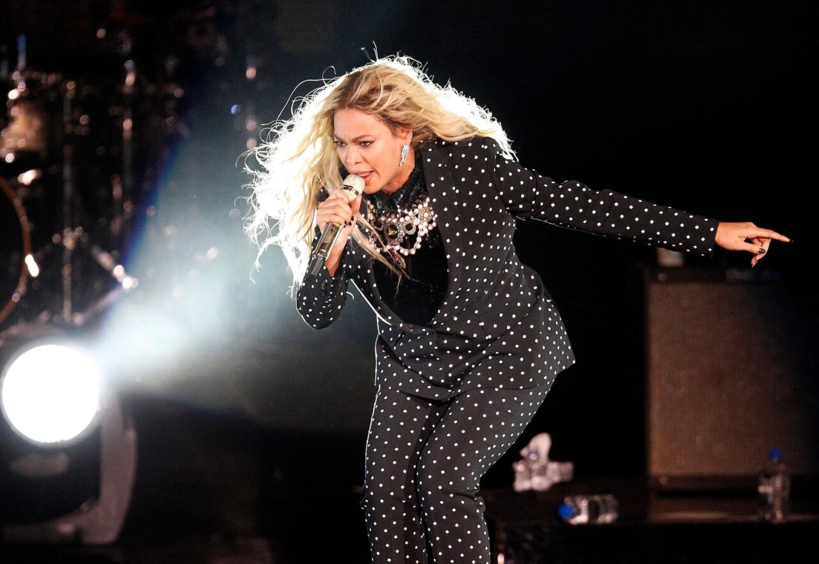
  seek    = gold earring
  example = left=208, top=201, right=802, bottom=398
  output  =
left=399, top=144, right=409, bottom=167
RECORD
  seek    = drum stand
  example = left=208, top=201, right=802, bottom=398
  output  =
left=1, top=65, right=138, bottom=336
left=51, top=75, right=138, bottom=328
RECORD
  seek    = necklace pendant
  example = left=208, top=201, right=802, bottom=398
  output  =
left=364, top=188, right=436, bottom=270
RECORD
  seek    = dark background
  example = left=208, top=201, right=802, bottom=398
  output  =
left=1, top=0, right=816, bottom=515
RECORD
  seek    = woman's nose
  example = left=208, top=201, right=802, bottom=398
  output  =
left=343, top=146, right=360, bottom=166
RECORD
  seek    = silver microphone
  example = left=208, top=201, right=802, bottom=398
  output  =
left=307, top=174, right=365, bottom=277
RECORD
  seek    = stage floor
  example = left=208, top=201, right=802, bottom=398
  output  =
left=1, top=393, right=371, bottom=563
left=2, top=395, right=818, bottom=564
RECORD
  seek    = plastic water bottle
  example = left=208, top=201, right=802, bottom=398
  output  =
left=512, top=458, right=532, bottom=492
left=558, top=494, right=619, bottom=524
left=758, top=448, right=790, bottom=523
left=528, top=449, right=551, bottom=491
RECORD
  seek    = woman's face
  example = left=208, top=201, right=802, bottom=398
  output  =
left=333, top=108, right=414, bottom=194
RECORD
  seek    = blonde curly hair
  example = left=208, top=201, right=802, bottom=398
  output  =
left=244, top=53, right=515, bottom=290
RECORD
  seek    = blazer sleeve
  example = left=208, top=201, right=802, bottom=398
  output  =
left=485, top=139, right=719, bottom=257
left=296, top=251, right=351, bottom=329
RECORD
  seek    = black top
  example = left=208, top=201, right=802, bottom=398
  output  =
left=365, top=163, right=447, bottom=326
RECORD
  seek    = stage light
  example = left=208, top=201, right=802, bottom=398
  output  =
left=1, top=342, right=101, bottom=445
left=0, top=333, right=137, bottom=545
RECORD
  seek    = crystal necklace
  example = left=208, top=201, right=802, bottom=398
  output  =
left=364, top=166, right=437, bottom=270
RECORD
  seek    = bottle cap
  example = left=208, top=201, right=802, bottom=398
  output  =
left=769, top=448, right=783, bottom=460
left=557, top=503, right=575, bottom=519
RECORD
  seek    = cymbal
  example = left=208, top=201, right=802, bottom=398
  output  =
left=105, top=8, right=156, bottom=26
left=65, top=8, right=155, bottom=31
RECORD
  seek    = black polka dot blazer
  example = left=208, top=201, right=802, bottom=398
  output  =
left=297, top=137, right=719, bottom=400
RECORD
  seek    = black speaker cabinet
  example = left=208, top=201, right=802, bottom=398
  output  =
left=644, top=267, right=819, bottom=485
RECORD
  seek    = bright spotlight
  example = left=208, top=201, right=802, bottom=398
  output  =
left=1, top=332, right=137, bottom=545
left=1, top=343, right=101, bottom=445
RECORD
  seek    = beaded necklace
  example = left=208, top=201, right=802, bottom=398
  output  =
left=364, top=165, right=438, bottom=270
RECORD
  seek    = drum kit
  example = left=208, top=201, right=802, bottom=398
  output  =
left=1, top=37, right=138, bottom=338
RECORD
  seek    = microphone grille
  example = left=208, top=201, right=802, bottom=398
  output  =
left=341, top=174, right=365, bottom=200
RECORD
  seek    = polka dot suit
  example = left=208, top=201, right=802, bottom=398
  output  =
left=297, top=137, right=719, bottom=562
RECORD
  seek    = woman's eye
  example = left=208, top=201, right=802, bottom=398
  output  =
left=358, top=141, right=372, bottom=147
left=334, top=140, right=345, bottom=148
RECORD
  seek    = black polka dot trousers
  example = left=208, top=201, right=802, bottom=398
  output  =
left=361, top=384, right=551, bottom=563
